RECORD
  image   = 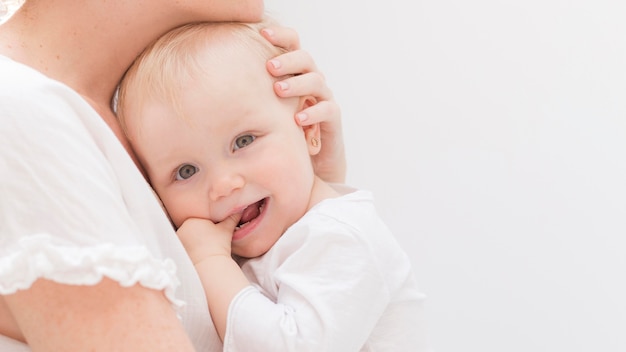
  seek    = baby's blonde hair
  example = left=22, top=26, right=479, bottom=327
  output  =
left=116, top=17, right=287, bottom=136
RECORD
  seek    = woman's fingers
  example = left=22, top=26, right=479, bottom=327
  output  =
left=260, top=23, right=347, bottom=183
left=299, top=98, right=347, bottom=184
left=267, top=49, right=319, bottom=79
left=273, top=70, right=331, bottom=100
left=260, top=25, right=301, bottom=51
left=295, top=100, right=341, bottom=126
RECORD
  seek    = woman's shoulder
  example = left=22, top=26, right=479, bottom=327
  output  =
left=0, top=54, right=57, bottom=94
left=1, top=55, right=90, bottom=115
left=0, top=334, right=29, bottom=352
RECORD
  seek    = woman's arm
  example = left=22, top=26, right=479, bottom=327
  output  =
left=0, top=297, right=22, bottom=342
left=262, top=26, right=347, bottom=184
left=4, top=278, right=196, bottom=352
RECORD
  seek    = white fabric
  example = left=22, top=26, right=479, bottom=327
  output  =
left=0, top=55, right=220, bottom=351
left=0, top=335, right=29, bottom=352
left=225, top=188, right=432, bottom=352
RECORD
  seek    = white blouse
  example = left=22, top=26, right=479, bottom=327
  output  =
left=0, top=55, right=220, bottom=351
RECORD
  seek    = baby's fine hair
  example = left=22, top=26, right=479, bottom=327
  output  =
left=116, top=17, right=287, bottom=133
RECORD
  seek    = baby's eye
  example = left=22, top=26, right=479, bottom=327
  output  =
left=234, top=134, right=255, bottom=150
left=176, top=164, right=198, bottom=180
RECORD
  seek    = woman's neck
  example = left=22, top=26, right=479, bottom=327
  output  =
left=0, top=1, right=179, bottom=108
left=0, top=1, right=180, bottom=172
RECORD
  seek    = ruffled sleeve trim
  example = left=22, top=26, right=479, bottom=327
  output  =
left=0, top=235, right=184, bottom=308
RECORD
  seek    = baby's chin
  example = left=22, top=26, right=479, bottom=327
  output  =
left=232, top=242, right=273, bottom=260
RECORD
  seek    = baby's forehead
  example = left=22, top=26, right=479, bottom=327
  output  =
left=119, top=22, right=281, bottom=124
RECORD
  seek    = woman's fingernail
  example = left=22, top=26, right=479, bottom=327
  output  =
left=296, top=113, right=308, bottom=123
left=277, top=81, right=289, bottom=91
left=261, top=28, right=274, bottom=38
left=269, top=59, right=282, bottom=69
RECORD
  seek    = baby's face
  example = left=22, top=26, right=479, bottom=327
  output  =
left=125, top=44, right=318, bottom=259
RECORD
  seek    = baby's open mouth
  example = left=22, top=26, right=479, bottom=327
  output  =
left=235, top=198, right=266, bottom=230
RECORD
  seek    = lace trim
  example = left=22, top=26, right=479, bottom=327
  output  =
left=0, top=236, right=184, bottom=307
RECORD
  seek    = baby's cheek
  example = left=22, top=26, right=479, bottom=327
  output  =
left=158, top=198, right=185, bottom=229
left=166, top=196, right=211, bottom=230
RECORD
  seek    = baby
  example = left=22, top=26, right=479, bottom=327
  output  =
left=117, top=19, right=430, bottom=352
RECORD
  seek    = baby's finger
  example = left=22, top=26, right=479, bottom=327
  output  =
left=217, top=212, right=242, bottom=232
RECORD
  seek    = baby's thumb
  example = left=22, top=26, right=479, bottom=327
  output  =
left=218, top=212, right=242, bottom=232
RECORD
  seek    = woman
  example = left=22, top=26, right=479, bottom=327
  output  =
left=0, top=1, right=345, bottom=351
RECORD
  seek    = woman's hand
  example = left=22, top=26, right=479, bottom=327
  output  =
left=261, top=26, right=347, bottom=184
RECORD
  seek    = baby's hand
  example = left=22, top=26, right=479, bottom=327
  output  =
left=176, top=214, right=242, bottom=265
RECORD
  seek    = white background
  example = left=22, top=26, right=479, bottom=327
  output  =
left=266, top=1, right=626, bottom=351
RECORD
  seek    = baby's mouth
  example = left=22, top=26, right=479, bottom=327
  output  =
left=235, top=198, right=266, bottom=230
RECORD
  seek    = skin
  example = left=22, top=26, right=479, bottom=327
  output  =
left=0, top=0, right=345, bottom=350
left=123, top=29, right=340, bottom=340
left=126, top=30, right=339, bottom=259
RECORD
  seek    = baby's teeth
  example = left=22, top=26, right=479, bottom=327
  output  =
left=238, top=221, right=250, bottom=230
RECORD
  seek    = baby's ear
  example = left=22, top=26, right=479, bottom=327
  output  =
left=303, top=122, right=321, bottom=156
left=297, top=95, right=317, bottom=113
left=297, top=95, right=321, bottom=155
